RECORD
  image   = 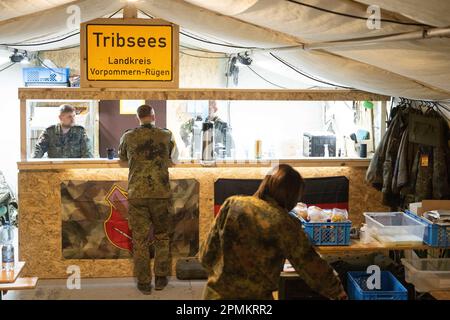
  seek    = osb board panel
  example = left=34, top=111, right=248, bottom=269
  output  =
left=18, top=87, right=390, bottom=101
left=40, top=48, right=80, bottom=78
left=18, top=167, right=387, bottom=279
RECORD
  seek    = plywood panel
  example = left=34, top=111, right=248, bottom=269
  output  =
left=18, top=88, right=390, bottom=101
left=18, top=166, right=388, bottom=278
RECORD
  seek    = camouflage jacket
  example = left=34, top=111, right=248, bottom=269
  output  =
left=180, top=116, right=234, bottom=156
left=118, top=123, right=177, bottom=199
left=32, top=124, right=93, bottom=158
left=200, top=195, right=344, bottom=300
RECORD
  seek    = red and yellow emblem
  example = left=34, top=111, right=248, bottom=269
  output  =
left=104, top=185, right=132, bottom=251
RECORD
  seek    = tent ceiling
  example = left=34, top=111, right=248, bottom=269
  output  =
left=0, top=0, right=448, bottom=100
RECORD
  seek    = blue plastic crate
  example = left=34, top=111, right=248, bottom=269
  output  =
left=405, top=210, right=449, bottom=248
left=23, top=67, right=70, bottom=85
left=299, top=217, right=351, bottom=246
left=347, top=271, right=408, bottom=300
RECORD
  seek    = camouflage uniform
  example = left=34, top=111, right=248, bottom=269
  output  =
left=118, top=123, right=177, bottom=285
left=180, top=115, right=234, bottom=157
left=32, top=124, right=93, bottom=158
left=200, top=195, right=344, bottom=300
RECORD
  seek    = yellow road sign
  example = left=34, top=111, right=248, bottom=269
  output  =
left=81, top=18, right=179, bottom=88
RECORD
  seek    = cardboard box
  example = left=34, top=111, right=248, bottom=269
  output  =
left=417, top=200, right=450, bottom=215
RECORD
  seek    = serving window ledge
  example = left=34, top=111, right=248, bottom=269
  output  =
left=17, top=158, right=371, bottom=170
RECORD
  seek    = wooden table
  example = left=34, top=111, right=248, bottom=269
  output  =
left=430, top=291, right=450, bottom=300
left=278, top=241, right=438, bottom=300
left=0, top=261, right=25, bottom=284
left=315, top=240, right=429, bottom=254
left=0, top=262, right=38, bottom=300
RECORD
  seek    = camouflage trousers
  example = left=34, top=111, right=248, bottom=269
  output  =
left=128, top=198, right=172, bottom=285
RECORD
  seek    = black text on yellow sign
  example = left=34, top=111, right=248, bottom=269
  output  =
left=86, top=24, right=173, bottom=81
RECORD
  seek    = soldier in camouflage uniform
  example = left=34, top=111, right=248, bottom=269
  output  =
left=180, top=100, right=234, bottom=157
left=33, top=104, right=93, bottom=158
left=200, top=164, right=347, bottom=300
left=118, top=104, right=178, bottom=295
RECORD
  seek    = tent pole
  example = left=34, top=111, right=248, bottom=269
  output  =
left=304, top=28, right=450, bottom=50
left=267, top=27, right=450, bottom=52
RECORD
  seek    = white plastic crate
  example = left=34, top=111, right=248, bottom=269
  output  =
left=363, top=212, right=426, bottom=245
left=401, top=258, right=450, bottom=292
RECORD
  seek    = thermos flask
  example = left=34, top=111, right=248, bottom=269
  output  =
left=201, top=121, right=215, bottom=165
left=107, top=148, right=115, bottom=160
left=359, top=143, right=367, bottom=158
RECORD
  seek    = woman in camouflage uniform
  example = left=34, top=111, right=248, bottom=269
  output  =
left=200, top=164, right=347, bottom=300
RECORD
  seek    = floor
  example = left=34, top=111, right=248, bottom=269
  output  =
left=2, top=277, right=206, bottom=300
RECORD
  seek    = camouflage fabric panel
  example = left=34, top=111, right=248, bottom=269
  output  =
left=61, top=179, right=199, bottom=259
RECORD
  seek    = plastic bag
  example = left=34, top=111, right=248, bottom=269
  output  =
left=307, top=206, right=328, bottom=222
left=331, top=208, right=348, bottom=222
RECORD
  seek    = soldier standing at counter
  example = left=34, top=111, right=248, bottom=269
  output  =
left=200, top=164, right=347, bottom=300
left=118, top=104, right=178, bottom=295
left=32, top=104, right=93, bottom=158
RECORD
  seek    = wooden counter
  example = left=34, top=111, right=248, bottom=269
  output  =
left=17, top=160, right=389, bottom=278
left=17, top=158, right=371, bottom=170
left=18, top=87, right=390, bottom=101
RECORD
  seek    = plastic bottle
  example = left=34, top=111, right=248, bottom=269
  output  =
left=324, top=144, right=330, bottom=157
left=1, top=223, right=15, bottom=271
left=359, top=223, right=372, bottom=244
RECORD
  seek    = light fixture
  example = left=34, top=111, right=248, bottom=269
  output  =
left=20, top=51, right=30, bottom=64
left=9, top=49, right=30, bottom=64
left=237, top=52, right=252, bottom=65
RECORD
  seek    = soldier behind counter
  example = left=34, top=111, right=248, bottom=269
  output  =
left=32, top=104, right=93, bottom=158
left=200, top=164, right=347, bottom=300
left=118, top=104, right=178, bottom=295
left=180, top=100, right=234, bottom=158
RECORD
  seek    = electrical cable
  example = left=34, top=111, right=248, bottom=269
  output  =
left=1, top=32, right=80, bottom=47
left=38, top=45, right=80, bottom=52
left=138, top=9, right=260, bottom=50
left=0, top=62, right=16, bottom=72
left=0, top=7, right=123, bottom=47
left=140, top=8, right=347, bottom=89
left=37, top=56, right=69, bottom=76
left=269, top=52, right=353, bottom=89
left=0, top=7, right=355, bottom=89
left=180, top=51, right=228, bottom=59
left=246, top=65, right=286, bottom=89
left=286, top=0, right=429, bottom=27
left=180, top=45, right=226, bottom=54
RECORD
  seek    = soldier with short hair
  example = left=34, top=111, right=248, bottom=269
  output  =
left=200, top=164, right=347, bottom=300
left=180, top=100, right=234, bottom=158
left=32, top=104, right=93, bottom=158
left=118, top=104, right=178, bottom=295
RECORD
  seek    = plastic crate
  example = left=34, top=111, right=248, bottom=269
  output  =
left=401, top=258, right=450, bottom=292
left=347, top=271, right=408, bottom=300
left=23, top=67, right=70, bottom=86
left=405, top=210, right=450, bottom=248
left=364, top=212, right=426, bottom=245
left=299, top=217, right=351, bottom=246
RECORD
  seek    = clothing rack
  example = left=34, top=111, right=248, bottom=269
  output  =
left=393, top=97, right=450, bottom=121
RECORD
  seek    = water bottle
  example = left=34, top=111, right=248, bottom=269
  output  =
left=1, top=223, right=15, bottom=271
left=324, top=144, right=330, bottom=157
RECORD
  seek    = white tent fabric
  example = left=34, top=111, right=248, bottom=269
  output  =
left=0, top=0, right=449, bottom=100
left=354, top=0, right=450, bottom=27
